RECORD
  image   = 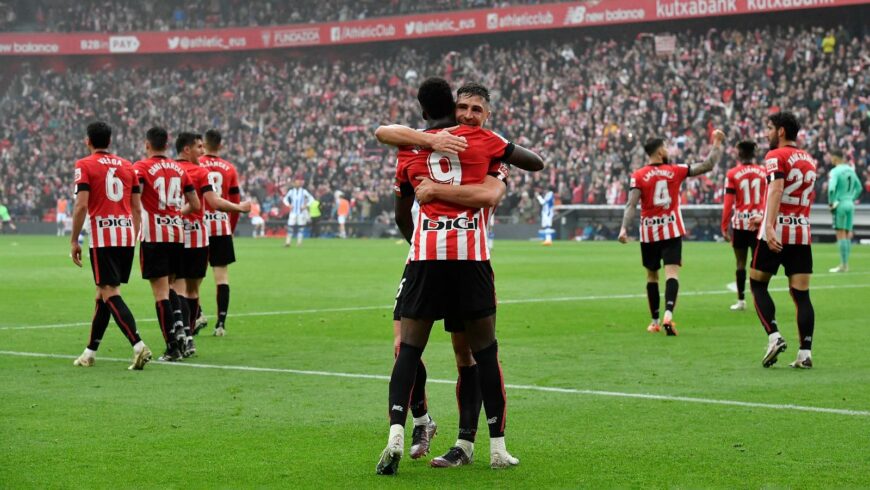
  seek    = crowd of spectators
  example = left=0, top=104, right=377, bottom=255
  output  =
left=1, top=0, right=558, bottom=32
left=1, top=23, right=868, bottom=235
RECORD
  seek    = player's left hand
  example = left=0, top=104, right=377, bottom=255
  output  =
left=70, top=241, right=82, bottom=267
left=748, top=215, right=763, bottom=230
left=829, top=201, right=838, bottom=211
left=712, top=129, right=726, bottom=146
left=430, top=127, right=467, bottom=155
left=414, top=176, right=438, bottom=204
left=722, top=228, right=731, bottom=242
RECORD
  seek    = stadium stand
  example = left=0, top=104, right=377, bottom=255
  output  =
left=1, top=0, right=559, bottom=32
left=0, top=20, right=867, bottom=237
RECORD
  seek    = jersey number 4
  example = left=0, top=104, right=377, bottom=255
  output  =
left=653, top=180, right=672, bottom=208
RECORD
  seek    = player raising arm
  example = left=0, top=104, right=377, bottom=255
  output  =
left=618, top=129, right=726, bottom=335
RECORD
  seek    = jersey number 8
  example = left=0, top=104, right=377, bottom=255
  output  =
left=208, top=172, right=223, bottom=198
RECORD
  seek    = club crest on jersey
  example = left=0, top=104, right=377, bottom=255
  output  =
left=97, top=217, right=133, bottom=228
left=422, top=216, right=479, bottom=231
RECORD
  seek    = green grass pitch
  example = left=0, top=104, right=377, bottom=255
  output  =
left=1, top=235, right=868, bottom=488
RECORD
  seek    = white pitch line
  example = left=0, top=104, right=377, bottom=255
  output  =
left=2, top=283, right=869, bottom=331
left=1, top=350, right=868, bottom=418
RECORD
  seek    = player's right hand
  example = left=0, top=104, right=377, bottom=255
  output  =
left=618, top=227, right=629, bottom=244
left=414, top=176, right=438, bottom=204
left=238, top=201, right=252, bottom=213
left=430, top=127, right=467, bottom=155
left=765, top=227, right=783, bottom=253
left=70, top=242, right=82, bottom=267
left=712, top=129, right=726, bottom=146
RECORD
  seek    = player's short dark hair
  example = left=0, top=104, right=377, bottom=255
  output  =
left=769, top=111, right=800, bottom=141
left=456, top=82, right=490, bottom=103
left=86, top=121, right=112, bottom=149
left=175, top=132, right=202, bottom=154
left=146, top=126, right=169, bottom=151
left=204, top=129, right=222, bottom=149
left=643, top=138, right=665, bottom=156
left=417, top=77, right=455, bottom=120
left=736, top=141, right=757, bottom=162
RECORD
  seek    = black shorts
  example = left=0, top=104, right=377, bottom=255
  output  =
left=178, top=246, right=209, bottom=279
left=89, top=247, right=134, bottom=286
left=208, top=235, right=236, bottom=267
left=140, top=242, right=184, bottom=279
left=400, top=261, right=496, bottom=321
left=752, top=240, right=813, bottom=276
left=640, top=237, right=682, bottom=271
left=731, top=229, right=758, bottom=250
left=393, top=265, right=465, bottom=332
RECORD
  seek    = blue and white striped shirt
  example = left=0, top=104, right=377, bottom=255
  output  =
left=283, top=187, right=314, bottom=214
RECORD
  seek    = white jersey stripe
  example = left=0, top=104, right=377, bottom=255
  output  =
left=436, top=228, right=447, bottom=260
left=457, top=220, right=468, bottom=260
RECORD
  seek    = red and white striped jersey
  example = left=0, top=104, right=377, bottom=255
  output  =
left=394, top=125, right=512, bottom=261
left=176, top=160, right=214, bottom=248
left=724, top=164, right=767, bottom=230
left=759, top=146, right=817, bottom=245
left=133, top=156, right=194, bottom=243
left=629, top=163, right=690, bottom=243
left=74, top=151, right=138, bottom=248
left=201, top=155, right=241, bottom=237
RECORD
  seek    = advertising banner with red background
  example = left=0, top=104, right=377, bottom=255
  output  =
left=0, top=0, right=865, bottom=56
